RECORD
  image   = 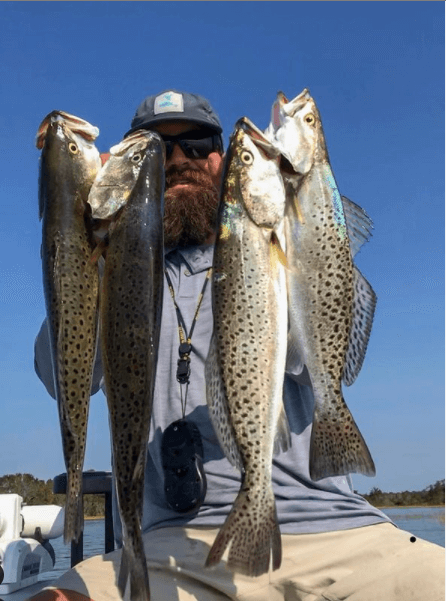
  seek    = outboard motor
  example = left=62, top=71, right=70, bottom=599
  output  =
left=0, top=494, right=64, bottom=593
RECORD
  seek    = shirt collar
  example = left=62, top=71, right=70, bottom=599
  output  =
left=165, top=244, right=214, bottom=274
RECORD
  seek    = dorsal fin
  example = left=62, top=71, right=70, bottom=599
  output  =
left=342, top=196, right=374, bottom=258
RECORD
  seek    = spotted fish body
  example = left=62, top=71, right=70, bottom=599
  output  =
left=205, top=120, right=289, bottom=577
left=37, top=111, right=101, bottom=543
left=98, top=131, right=164, bottom=601
left=270, top=91, right=376, bottom=480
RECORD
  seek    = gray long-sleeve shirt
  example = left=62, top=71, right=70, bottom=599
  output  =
left=35, top=244, right=390, bottom=544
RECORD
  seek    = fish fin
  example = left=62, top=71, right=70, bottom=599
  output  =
left=309, top=401, right=376, bottom=480
left=205, top=333, right=243, bottom=470
left=343, top=267, right=377, bottom=386
left=205, top=485, right=281, bottom=577
left=118, top=537, right=150, bottom=601
left=63, top=471, right=84, bottom=544
left=289, top=192, right=305, bottom=225
left=117, top=545, right=130, bottom=597
left=90, top=236, right=109, bottom=264
left=273, top=404, right=291, bottom=455
left=341, top=196, right=374, bottom=258
left=270, top=230, right=288, bottom=269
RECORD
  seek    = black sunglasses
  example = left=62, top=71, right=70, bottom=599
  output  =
left=160, top=130, right=223, bottom=160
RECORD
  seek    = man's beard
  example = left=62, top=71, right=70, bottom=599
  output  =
left=163, top=166, right=220, bottom=248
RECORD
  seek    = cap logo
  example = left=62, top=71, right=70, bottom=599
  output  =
left=154, top=92, right=184, bottom=115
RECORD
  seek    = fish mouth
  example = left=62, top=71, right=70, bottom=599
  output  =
left=280, top=154, right=300, bottom=176
left=56, top=111, right=100, bottom=141
left=110, top=129, right=162, bottom=157
left=237, top=117, right=281, bottom=160
left=282, top=89, right=312, bottom=118
left=36, top=111, right=100, bottom=150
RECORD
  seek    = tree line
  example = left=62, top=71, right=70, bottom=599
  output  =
left=0, top=473, right=105, bottom=517
left=0, top=473, right=444, bottom=516
left=362, top=479, right=445, bottom=507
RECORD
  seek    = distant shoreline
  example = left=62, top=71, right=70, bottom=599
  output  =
left=376, top=505, right=444, bottom=509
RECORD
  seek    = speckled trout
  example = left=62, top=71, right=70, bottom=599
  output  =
left=267, top=90, right=376, bottom=481
left=205, top=119, right=289, bottom=577
left=95, top=131, right=164, bottom=601
left=36, top=110, right=101, bottom=543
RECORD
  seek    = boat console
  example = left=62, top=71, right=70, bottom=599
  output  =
left=0, top=494, right=64, bottom=594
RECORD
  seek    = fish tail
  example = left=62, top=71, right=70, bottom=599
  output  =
left=117, top=545, right=129, bottom=597
left=310, top=399, right=376, bottom=481
left=63, top=471, right=84, bottom=544
left=118, top=533, right=150, bottom=600
left=205, top=484, right=281, bottom=577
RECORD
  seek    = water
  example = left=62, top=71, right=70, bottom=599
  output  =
left=380, top=506, right=445, bottom=547
left=41, top=508, right=445, bottom=582
left=40, top=519, right=107, bottom=582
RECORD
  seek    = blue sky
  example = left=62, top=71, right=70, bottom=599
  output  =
left=0, top=2, right=443, bottom=495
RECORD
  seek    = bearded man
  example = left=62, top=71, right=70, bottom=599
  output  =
left=33, top=91, right=444, bottom=601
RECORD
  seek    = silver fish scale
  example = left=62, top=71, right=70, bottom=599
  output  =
left=267, top=90, right=376, bottom=480
left=210, top=219, right=284, bottom=576
left=214, top=232, right=279, bottom=468
left=206, top=126, right=287, bottom=577
left=52, top=237, right=99, bottom=447
left=298, top=212, right=354, bottom=396
left=100, top=136, right=164, bottom=601
left=102, top=249, right=162, bottom=515
left=38, top=113, right=101, bottom=544
left=46, top=230, right=99, bottom=540
left=286, top=165, right=375, bottom=480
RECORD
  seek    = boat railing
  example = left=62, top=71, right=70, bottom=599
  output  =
left=53, top=471, right=114, bottom=567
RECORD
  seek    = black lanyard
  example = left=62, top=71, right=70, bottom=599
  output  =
left=164, top=266, right=212, bottom=417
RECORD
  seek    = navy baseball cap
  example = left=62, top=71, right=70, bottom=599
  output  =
left=125, top=90, right=223, bottom=138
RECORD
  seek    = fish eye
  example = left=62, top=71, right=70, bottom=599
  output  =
left=68, top=142, right=79, bottom=154
left=240, top=150, right=253, bottom=165
left=304, top=113, right=315, bottom=125
left=131, top=153, right=142, bottom=163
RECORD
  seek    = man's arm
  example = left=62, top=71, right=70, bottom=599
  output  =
left=285, top=337, right=312, bottom=386
left=34, top=318, right=104, bottom=399
left=285, top=360, right=313, bottom=387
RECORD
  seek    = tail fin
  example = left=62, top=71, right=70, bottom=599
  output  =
left=63, top=472, right=84, bottom=544
left=205, top=485, right=281, bottom=577
left=117, top=545, right=130, bottom=597
left=118, top=534, right=150, bottom=601
left=310, top=399, right=376, bottom=481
